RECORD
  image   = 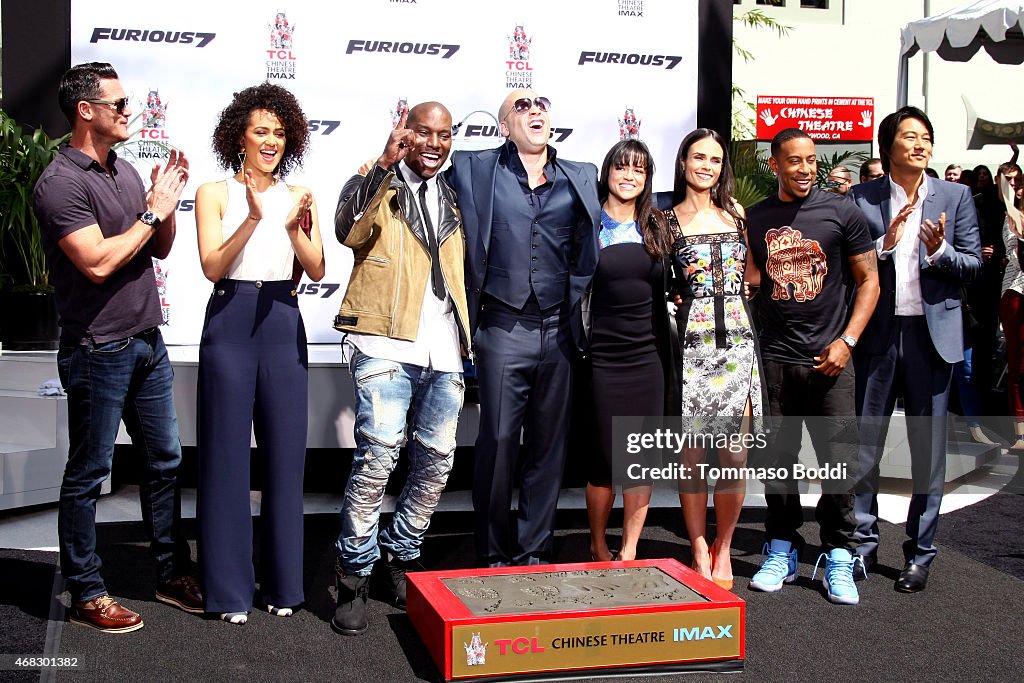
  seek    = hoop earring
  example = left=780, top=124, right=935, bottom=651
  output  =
left=237, top=150, right=246, bottom=167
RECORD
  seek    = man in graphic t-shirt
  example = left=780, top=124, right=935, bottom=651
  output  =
left=744, top=128, right=880, bottom=605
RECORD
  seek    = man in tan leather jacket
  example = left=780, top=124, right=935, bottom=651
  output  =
left=330, top=102, right=469, bottom=636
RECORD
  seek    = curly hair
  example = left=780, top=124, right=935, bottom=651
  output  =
left=210, top=82, right=309, bottom=178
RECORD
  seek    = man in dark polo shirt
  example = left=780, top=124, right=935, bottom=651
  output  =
left=32, top=62, right=200, bottom=633
left=745, top=128, right=879, bottom=605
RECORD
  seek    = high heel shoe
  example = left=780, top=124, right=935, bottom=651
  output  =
left=709, top=544, right=734, bottom=591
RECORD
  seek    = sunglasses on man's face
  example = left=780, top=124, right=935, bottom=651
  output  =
left=507, top=96, right=551, bottom=117
left=86, top=97, right=130, bottom=115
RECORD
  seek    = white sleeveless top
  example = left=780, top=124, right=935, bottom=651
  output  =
left=1002, top=216, right=1024, bottom=296
left=221, top=177, right=297, bottom=281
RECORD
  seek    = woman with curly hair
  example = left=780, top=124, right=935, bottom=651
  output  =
left=195, top=82, right=324, bottom=624
left=667, top=128, right=763, bottom=591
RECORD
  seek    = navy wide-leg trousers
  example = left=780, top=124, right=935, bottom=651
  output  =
left=197, top=279, right=308, bottom=613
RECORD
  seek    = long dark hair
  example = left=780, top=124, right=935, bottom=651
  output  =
left=973, top=164, right=994, bottom=188
left=973, top=164, right=998, bottom=203
left=598, top=139, right=670, bottom=259
left=672, top=128, right=745, bottom=231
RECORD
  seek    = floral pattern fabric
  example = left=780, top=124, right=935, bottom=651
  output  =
left=665, top=209, right=763, bottom=431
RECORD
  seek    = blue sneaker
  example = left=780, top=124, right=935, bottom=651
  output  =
left=749, top=539, right=799, bottom=592
left=812, top=548, right=867, bottom=605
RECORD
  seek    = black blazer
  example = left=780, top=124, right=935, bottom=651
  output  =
left=446, top=146, right=600, bottom=347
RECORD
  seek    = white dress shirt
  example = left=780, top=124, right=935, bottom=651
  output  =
left=876, top=174, right=947, bottom=316
left=346, top=160, right=463, bottom=372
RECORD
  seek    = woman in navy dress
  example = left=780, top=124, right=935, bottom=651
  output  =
left=195, top=83, right=324, bottom=624
left=586, top=139, right=674, bottom=562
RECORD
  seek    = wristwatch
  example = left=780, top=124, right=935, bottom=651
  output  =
left=138, top=211, right=161, bottom=228
left=839, top=334, right=858, bottom=349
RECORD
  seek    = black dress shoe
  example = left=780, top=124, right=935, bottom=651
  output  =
left=856, top=550, right=877, bottom=579
left=895, top=562, right=929, bottom=593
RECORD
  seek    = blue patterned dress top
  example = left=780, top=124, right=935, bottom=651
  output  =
left=599, top=210, right=644, bottom=249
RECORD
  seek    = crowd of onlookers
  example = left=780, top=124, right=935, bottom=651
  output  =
left=824, top=145, right=1024, bottom=451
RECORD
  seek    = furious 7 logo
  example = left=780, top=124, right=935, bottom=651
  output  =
left=296, top=283, right=341, bottom=298
left=90, top=28, right=216, bottom=47
left=308, top=120, right=340, bottom=135
left=578, top=51, right=681, bottom=69
left=456, top=124, right=573, bottom=143
left=764, top=227, right=827, bottom=302
left=346, top=40, right=459, bottom=58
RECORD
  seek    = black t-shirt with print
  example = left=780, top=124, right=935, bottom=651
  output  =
left=747, top=187, right=873, bottom=366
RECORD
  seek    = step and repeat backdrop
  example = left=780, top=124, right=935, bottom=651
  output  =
left=71, top=0, right=702, bottom=344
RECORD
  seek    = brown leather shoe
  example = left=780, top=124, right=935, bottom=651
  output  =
left=70, top=595, right=144, bottom=633
left=155, top=575, right=204, bottom=614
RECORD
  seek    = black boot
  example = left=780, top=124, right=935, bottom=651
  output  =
left=331, top=574, right=368, bottom=636
left=378, top=553, right=423, bottom=610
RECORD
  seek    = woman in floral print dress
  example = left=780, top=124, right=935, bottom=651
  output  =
left=666, top=128, right=764, bottom=590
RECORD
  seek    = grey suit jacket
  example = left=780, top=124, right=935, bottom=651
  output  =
left=850, top=176, right=982, bottom=364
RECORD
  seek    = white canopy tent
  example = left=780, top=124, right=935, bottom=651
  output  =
left=898, top=0, right=1024, bottom=107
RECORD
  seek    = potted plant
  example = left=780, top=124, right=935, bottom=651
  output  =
left=0, top=110, right=68, bottom=350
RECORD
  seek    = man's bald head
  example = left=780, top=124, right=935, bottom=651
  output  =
left=408, top=101, right=451, bottom=128
left=499, top=89, right=536, bottom=122
left=402, top=101, right=453, bottom=179
left=498, top=89, right=550, bottom=155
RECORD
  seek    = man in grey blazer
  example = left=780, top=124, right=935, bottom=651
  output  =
left=850, top=106, right=982, bottom=593
left=446, top=89, right=599, bottom=567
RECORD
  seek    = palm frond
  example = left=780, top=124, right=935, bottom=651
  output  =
left=816, top=149, right=870, bottom=187
left=0, top=110, right=68, bottom=291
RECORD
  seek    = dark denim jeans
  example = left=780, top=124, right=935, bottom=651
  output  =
left=760, top=359, right=858, bottom=553
left=336, top=350, right=464, bottom=576
left=57, top=328, right=191, bottom=602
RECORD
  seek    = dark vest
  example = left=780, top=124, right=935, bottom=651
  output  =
left=485, top=164, right=577, bottom=310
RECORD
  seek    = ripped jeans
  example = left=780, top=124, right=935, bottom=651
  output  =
left=336, top=349, right=465, bottom=576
